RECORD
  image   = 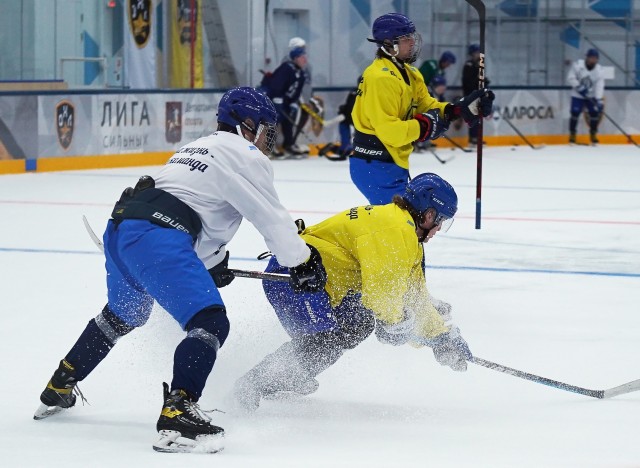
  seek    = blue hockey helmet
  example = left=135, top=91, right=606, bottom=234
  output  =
left=217, top=87, right=278, bottom=154
left=468, top=43, right=481, bottom=55
left=289, top=46, right=306, bottom=60
left=440, top=51, right=457, bottom=64
left=370, top=13, right=416, bottom=43
left=402, top=173, right=458, bottom=232
left=586, top=48, right=599, bottom=58
left=368, top=13, right=422, bottom=63
left=430, top=75, right=447, bottom=88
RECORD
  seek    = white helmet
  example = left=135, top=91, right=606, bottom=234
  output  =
left=288, top=37, right=306, bottom=49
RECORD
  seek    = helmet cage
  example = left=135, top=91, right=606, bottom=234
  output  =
left=218, top=87, right=278, bottom=155
left=229, top=109, right=277, bottom=155
left=379, top=31, right=422, bottom=63
left=259, top=122, right=278, bottom=154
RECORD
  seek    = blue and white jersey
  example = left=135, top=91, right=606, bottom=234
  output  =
left=567, top=59, right=605, bottom=100
left=263, top=61, right=306, bottom=107
left=153, top=131, right=310, bottom=269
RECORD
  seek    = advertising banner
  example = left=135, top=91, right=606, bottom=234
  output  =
left=34, top=93, right=220, bottom=157
left=2, top=88, right=640, bottom=162
left=124, top=0, right=158, bottom=89
left=38, top=95, right=94, bottom=157
left=0, top=96, right=37, bottom=160
left=170, top=0, right=203, bottom=88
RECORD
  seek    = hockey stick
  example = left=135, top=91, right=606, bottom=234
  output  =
left=82, top=216, right=290, bottom=282
left=229, top=269, right=290, bottom=282
left=83, top=220, right=638, bottom=399
left=465, top=0, right=485, bottom=229
left=470, top=356, right=640, bottom=399
left=276, top=106, right=316, bottom=145
left=428, top=147, right=454, bottom=164
left=83, top=215, right=103, bottom=250
left=502, top=116, right=545, bottom=150
left=443, top=134, right=473, bottom=153
left=300, top=102, right=345, bottom=128
left=600, top=108, right=640, bottom=148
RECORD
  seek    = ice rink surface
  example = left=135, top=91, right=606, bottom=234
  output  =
left=1, top=144, right=639, bottom=467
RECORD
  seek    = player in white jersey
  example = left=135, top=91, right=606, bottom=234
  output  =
left=33, top=87, right=327, bottom=453
left=566, top=48, right=605, bottom=144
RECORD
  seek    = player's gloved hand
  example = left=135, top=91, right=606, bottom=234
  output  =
left=576, top=84, right=589, bottom=97
left=479, top=90, right=495, bottom=117
left=309, top=96, right=324, bottom=115
left=431, top=326, right=472, bottom=372
left=445, top=88, right=495, bottom=127
left=592, top=98, right=604, bottom=113
left=208, top=251, right=235, bottom=288
left=294, top=218, right=306, bottom=234
left=289, top=245, right=327, bottom=293
left=431, top=297, right=452, bottom=322
left=375, top=310, right=416, bottom=346
left=415, top=109, right=450, bottom=142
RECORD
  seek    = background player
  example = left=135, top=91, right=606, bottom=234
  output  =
left=566, top=48, right=605, bottom=145
left=350, top=13, right=494, bottom=205
left=418, top=50, right=456, bottom=86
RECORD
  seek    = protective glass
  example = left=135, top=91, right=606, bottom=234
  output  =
left=435, top=212, right=455, bottom=232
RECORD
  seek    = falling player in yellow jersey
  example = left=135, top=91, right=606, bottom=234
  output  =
left=234, top=172, right=472, bottom=411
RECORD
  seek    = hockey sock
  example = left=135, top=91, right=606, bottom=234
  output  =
left=64, top=305, right=135, bottom=381
left=171, top=306, right=229, bottom=401
left=569, top=114, right=579, bottom=134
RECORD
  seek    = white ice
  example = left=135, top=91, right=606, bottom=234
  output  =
left=1, top=144, right=639, bottom=467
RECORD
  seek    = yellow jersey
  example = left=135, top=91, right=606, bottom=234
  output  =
left=351, top=56, right=448, bottom=169
left=300, top=203, right=448, bottom=341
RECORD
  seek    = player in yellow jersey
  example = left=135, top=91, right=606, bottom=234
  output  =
left=350, top=13, right=494, bottom=204
left=234, top=173, right=472, bottom=411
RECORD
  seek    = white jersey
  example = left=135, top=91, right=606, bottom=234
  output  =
left=566, top=59, right=605, bottom=100
left=153, top=131, right=309, bottom=269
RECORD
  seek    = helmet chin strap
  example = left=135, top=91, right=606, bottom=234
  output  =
left=380, top=42, right=405, bottom=66
left=236, top=124, right=263, bottom=148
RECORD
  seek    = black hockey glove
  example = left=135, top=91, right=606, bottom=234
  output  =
left=289, top=245, right=327, bottom=293
left=208, top=251, right=235, bottom=288
left=294, top=218, right=306, bottom=234
left=414, top=109, right=450, bottom=142
left=446, top=88, right=495, bottom=127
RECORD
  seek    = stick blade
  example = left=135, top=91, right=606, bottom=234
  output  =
left=602, top=378, right=640, bottom=399
left=82, top=215, right=104, bottom=252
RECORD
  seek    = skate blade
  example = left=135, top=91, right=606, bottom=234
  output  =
left=153, top=430, right=224, bottom=454
left=33, top=403, right=65, bottom=420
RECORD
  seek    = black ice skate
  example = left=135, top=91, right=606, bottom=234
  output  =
left=34, top=360, right=85, bottom=420
left=153, top=382, right=224, bottom=454
left=590, top=131, right=599, bottom=145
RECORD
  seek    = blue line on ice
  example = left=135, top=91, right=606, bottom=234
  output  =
left=2, top=247, right=638, bottom=278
